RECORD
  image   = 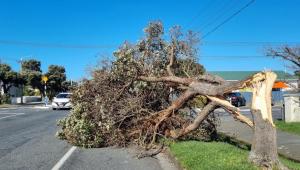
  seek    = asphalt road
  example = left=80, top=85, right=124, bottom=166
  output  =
left=1, top=106, right=282, bottom=170
left=0, top=107, right=164, bottom=170
left=215, top=106, right=284, bottom=120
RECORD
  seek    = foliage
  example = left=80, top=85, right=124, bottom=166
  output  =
left=61, top=80, right=78, bottom=92
left=0, top=63, right=24, bottom=94
left=0, top=94, right=11, bottom=104
left=23, top=86, right=36, bottom=96
left=57, top=22, right=213, bottom=148
left=56, top=104, right=103, bottom=148
left=21, top=59, right=42, bottom=72
left=267, top=46, right=300, bottom=89
left=275, top=121, right=300, bottom=136
left=45, top=65, right=67, bottom=99
left=21, top=59, right=44, bottom=95
left=170, top=141, right=300, bottom=170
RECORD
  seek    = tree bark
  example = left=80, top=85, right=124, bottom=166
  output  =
left=249, top=110, right=281, bottom=169
left=249, top=72, right=285, bottom=169
left=2, top=84, right=9, bottom=94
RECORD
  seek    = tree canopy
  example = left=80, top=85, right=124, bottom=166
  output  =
left=0, top=63, right=23, bottom=94
left=45, top=65, right=67, bottom=98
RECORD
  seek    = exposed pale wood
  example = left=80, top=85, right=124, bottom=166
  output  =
left=206, top=96, right=254, bottom=127
left=251, top=72, right=277, bottom=126
left=249, top=71, right=286, bottom=169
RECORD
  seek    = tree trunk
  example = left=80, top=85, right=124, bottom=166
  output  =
left=249, top=72, right=285, bottom=169
left=2, top=84, right=9, bottom=94
left=249, top=110, right=281, bottom=169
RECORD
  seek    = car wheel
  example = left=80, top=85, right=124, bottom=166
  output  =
left=52, top=108, right=56, bottom=110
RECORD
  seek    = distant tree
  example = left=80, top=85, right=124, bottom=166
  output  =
left=62, top=80, right=78, bottom=92
left=45, top=65, right=67, bottom=99
left=267, top=46, right=300, bottom=89
left=21, top=59, right=42, bottom=72
left=21, top=59, right=43, bottom=95
left=0, top=63, right=22, bottom=94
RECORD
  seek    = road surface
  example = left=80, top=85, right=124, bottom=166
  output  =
left=0, top=107, right=164, bottom=170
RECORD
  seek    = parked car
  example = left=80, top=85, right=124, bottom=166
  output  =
left=226, top=92, right=246, bottom=107
left=52, top=92, right=72, bottom=110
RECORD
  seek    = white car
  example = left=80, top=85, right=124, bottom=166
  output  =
left=52, top=93, right=72, bottom=110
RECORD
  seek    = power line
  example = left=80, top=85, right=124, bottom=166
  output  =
left=199, top=0, right=241, bottom=32
left=1, top=39, right=300, bottom=49
left=185, top=0, right=218, bottom=29
left=202, top=0, right=255, bottom=39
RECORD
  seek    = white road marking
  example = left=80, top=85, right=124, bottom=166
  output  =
left=51, top=146, right=77, bottom=170
left=0, top=113, right=25, bottom=120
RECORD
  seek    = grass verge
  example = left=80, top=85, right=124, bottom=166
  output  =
left=275, top=121, right=300, bottom=136
left=169, top=141, right=300, bottom=170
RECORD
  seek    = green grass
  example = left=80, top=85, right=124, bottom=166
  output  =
left=275, top=121, right=300, bottom=136
left=280, top=157, right=300, bottom=170
left=170, top=141, right=300, bottom=170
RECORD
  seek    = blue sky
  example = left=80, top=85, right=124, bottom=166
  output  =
left=0, top=0, right=299, bottom=80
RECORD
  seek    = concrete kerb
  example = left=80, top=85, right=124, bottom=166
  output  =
left=158, top=148, right=184, bottom=170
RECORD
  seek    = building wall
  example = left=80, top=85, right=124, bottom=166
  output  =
left=0, top=83, right=22, bottom=97
left=284, top=93, right=300, bottom=122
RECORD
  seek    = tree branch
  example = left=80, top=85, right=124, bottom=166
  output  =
left=197, top=73, right=226, bottom=84
left=149, top=89, right=196, bottom=145
left=170, top=101, right=218, bottom=138
left=207, top=96, right=254, bottom=127
left=166, top=45, right=175, bottom=76
left=138, top=76, right=193, bottom=86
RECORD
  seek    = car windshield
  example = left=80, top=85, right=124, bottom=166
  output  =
left=56, top=93, right=71, bottom=98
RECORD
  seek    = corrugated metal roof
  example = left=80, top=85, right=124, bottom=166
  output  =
left=208, top=71, right=298, bottom=81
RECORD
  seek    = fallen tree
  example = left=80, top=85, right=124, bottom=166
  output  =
left=57, top=22, right=285, bottom=169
